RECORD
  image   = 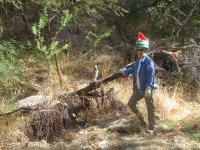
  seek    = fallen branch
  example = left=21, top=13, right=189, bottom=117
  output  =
left=172, top=45, right=200, bottom=49
left=60, top=71, right=123, bottom=97
left=0, top=107, right=32, bottom=117
left=60, top=66, right=166, bottom=98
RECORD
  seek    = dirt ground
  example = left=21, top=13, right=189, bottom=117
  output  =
left=1, top=80, right=200, bottom=150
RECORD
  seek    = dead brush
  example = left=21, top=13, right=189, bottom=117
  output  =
left=25, top=103, right=83, bottom=143
left=76, top=88, right=130, bottom=120
left=94, top=88, right=130, bottom=118
left=25, top=93, right=88, bottom=143
left=25, top=88, right=130, bottom=143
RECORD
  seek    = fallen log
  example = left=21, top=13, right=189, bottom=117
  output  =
left=60, top=71, right=124, bottom=98
left=60, top=65, right=165, bottom=98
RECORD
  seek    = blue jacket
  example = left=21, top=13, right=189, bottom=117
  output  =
left=124, top=55, right=157, bottom=93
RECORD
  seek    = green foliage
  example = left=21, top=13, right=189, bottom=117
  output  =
left=73, top=0, right=127, bottom=18
left=60, top=10, right=73, bottom=28
left=38, top=8, right=49, bottom=29
left=181, top=118, right=200, bottom=142
left=0, top=0, right=23, bottom=10
left=0, top=41, right=27, bottom=102
left=32, top=8, right=72, bottom=60
left=48, top=39, right=69, bottom=59
left=94, top=27, right=112, bottom=46
left=0, top=41, right=23, bottom=78
left=191, top=132, right=200, bottom=142
left=32, top=8, right=48, bottom=54
left=32, top=7, right=48, bottom=39
left=0, top=18, right=3, bottom=38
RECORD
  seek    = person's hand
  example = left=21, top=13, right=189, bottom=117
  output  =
left=119, top=68, right=126, bottom=74
left=145, top=86, right=152, bottom=98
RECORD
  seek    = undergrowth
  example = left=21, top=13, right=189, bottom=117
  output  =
left=0, top=41, right=27, bottom=103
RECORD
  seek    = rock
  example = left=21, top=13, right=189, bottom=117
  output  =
left=17, top=95, right=52, bottom=108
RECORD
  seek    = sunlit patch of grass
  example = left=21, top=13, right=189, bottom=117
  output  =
left=60, top=52, right=123, bottom=79
left=183, top=130, right=200, bottom=142
left=0, top=98, right=28, bottom=144
left=0, top=115, right=29, bottom=149
left=179, top=116, right=200, bottom=142
left=0, top=100, right=19, bottom=114
left=191, top=132, right=200, bottom=142
left=183, top=131, right=200, bottom=142
left=62, top=59, right=93, bottom=79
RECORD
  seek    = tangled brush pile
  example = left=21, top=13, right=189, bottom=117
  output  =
left=25, top=88, right=130, bottom=143
left=25, top=103, right=84, bottom=143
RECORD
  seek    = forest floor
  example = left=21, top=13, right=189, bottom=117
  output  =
left=1, top=78, right=200, bottom=150
left=0, top=52, right=200, bottom=150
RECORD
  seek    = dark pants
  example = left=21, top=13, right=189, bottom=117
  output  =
left=128, top=88, right=156, bottom=130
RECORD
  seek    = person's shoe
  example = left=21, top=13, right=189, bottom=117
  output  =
left=146, top=124, right=157, bottom=135
left=149, top=124, right=156, bottom=130
left=145, top=129, right=154, bottom=135
left=140, top=127, right=149, bottom=137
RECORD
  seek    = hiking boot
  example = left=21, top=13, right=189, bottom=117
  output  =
left=140, top=127, right=149, bottom=137
left=145, top=129, right=154, bottom=135
left=149, top=124, right=156, bottom=130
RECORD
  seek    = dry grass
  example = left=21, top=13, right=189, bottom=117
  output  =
left=1, top=78, right=200, bottom=149
left=61, top=52, right=123, bottom=78
left=110, top=78, right=200, bottom=136
left=0, top=115, right=29, bottom=149
left=1, top=51, right=200, bottom=148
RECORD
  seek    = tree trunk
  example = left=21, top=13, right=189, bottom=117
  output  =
left=54, top=54, right=63, bottom=87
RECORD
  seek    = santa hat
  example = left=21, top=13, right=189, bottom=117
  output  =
left=136, top=32, right=150, bottom=50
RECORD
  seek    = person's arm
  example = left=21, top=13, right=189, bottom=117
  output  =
left=126, top=62, right=134, bottom=69
left=123, top=62, right=136, bottom=77
left=145, top=60, right=155, bottom=88
left=145, top=60, right=155, bottom=98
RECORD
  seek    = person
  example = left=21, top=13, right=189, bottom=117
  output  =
left=120, top=32, right=157, bottom=132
